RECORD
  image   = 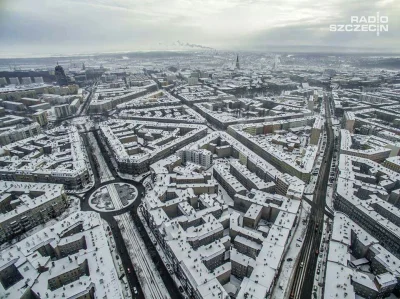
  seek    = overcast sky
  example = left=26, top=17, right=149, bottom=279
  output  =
left=0, top=0, right=399, bottom=57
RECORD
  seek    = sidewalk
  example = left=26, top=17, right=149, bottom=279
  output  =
left=313, top=216, right=331, bottom=299
left=115, top=212, right=170, bottom=299
left=271, top=201, right=311, bottom=299
left=137, top=204, right=189, bottom=299
left=88, top=131, right=114, bottom=183
left=101, top=219, right=132, bottom=299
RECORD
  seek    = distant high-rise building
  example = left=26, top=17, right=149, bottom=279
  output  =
left=54, top=104, right=71, bottom=119
left=55, top=64, right=68, bottom=86
left=236, top=54, right=240, bottom=69
left=187, top=76, right=198, bottom=85
left=179, top=149, right=213, bottom=169
left=21, top=77, right=32, bottom=85
left=273, top=55, right=280, bottom=70
left=9, top=77, right=20, bottom=85
left=32, top=110, right=48, bottom=126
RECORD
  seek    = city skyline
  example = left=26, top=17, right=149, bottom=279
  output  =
left=0, top=2, right=400, bottom=299
left=0, top=0, right=399, bottom=58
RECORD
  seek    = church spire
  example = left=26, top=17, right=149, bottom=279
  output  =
left=236, top=54, right=240, bottom=69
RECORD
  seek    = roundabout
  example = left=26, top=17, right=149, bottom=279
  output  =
left=88, top=182, right=138, bottom=212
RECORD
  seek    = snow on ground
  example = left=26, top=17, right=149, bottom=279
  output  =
left=326, top=185, right=334, bottom=209
left=313, top=216, right=331, bottom=299
left=101, top=219, right=132, bottom=299
left=115, top=212, right=170, bottom=299
left=271, top=201, right=311, bottom=299
left=137, top=204, right=190, bottom=299
left=217, top=181, right=235, bottom=207
left=98, top=133, right=120, bottom=171
left=120, top=171, right=151, bottom=183
left=223, top=275, right=242, bottom=295
left=88, top=131, right=114, bottom=183
left=89, top=183, right=138, bottom=212
left=207, top=158, right=236, bottom=207
left=304, top=176, right=317, bottom=196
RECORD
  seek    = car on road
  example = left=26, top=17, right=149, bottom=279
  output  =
left=133, top=287, right=138, bottom=295
left=127, top=268, right=131, bottom=274
left=179, top=286, right=184, bottom=293
left=300, top=262, right=304, bottom=268
left=286, top=258, right=293, bottom=262
left=122, top=276, right=128, bottom=285
left=314, top=285, right=317, bottom=291
left=315, top=249, right=319, bottom=255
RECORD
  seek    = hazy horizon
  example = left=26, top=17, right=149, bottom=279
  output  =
left=1, top=45, right=400, bottom=60
left=0, top=0, right=399, bottom=58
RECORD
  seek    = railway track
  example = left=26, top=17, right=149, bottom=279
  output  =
left=289, top=94, right=334, bottom=299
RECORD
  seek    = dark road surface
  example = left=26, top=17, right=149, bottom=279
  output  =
left=290, top=94, right=334, bottom=299
left=76, top=129, right=180, bottom=299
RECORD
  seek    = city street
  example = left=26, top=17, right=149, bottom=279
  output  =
left=115, top=212, right=171, bottom=299
left=77, top=112, right=148, bottom=298
left=2, top=19, right=399, bottom=299
left=79, top=178, right=146, bottom=299
left=290, top=94, right=335, bottom=299
left=78, top=120, right=180, bottom=299
left=88, top=131, right=114, bottom=183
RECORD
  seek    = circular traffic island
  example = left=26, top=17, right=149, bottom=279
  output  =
left=89, top=182, right=138, bottom=212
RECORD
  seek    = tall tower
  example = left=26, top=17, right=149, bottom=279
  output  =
left=236, top=54, right=240, bottom=69
left=273, top=55, right=280, bottom=70
left=55, top=64, right=68, bottom=86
